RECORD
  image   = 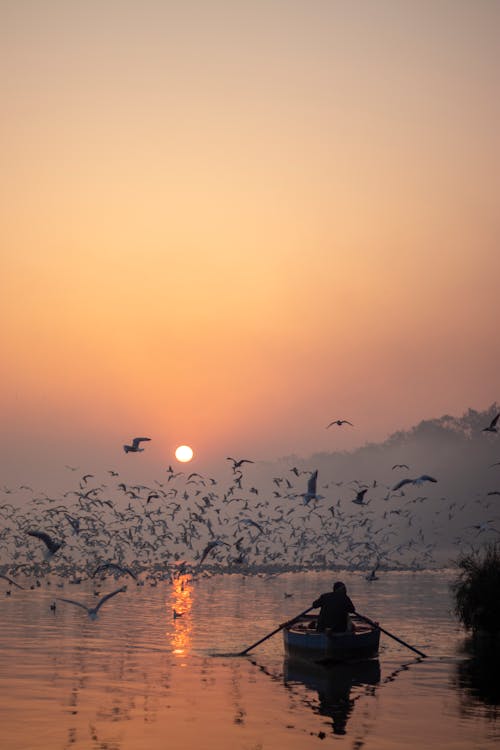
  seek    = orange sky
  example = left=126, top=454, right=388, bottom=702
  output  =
left=1, top=1, right=499, bottom=487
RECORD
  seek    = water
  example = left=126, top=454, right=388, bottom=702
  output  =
left=0, top=570, right=498, bottom=749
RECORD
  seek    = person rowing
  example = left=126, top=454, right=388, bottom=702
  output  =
left=312, top=580, right=355, bottom=632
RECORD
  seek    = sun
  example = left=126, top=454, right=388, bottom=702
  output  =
left=175, top=445, right=194, bottom=463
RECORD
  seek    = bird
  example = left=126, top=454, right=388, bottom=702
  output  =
left=26, top=530, right=63, bottom=558
left=173, top=609, right=183, bottom=619
left=91, top=563, right=137, bottom=580
left=226, top=457, right=254, bottom=470
left=482, top=414, right=500, bottom=433
left=198, top=539, right=230, bottom=566
left=57, top=586, right=127, bottom=620
left=352, top=488, right=370, bottom=505
left=302, top=470, right=324, bottom=504
left=392, top=475, right=437, bottom=492
left=392, top=464, right=410, bottom=470
left=366, top=562, right=380, bottom=581
left=123, top=437, right=151, bottom=453
left=326, top=419, right=353, bottom=428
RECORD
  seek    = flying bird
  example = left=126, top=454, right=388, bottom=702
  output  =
left=302, top=470, right=324, bottom=504
left=352, top=488, right=370, bottom=505
left=226, top=457, right=254, bottom=470
left=326, top=419, right=353, bottom=428
left=482, top=414, right=500, bottom=433
left=198, top=539, right=230, bottom=566
left=26, top=530, right=63, bottom=558
left=57, top=586, right=127, bottom=619
left=392, top=464, right=410, bottom=471
left=392, top=475, right=437, bottom=492
left=123, top=437, right=151, bottom=453
left=91, top=563, right=138, bottom=580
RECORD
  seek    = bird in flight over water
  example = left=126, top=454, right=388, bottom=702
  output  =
left=392, top=475, right=437, bottom=492
left=57, top=586, right=127, bottom=620
left=482, top=414, right=500, bottom=433
left=326, top=419, right=353, bottom=428
left=26, top=530, right=63, bottom=558
left=226, top=457, right=254, bottom=470
left=302, top=470, right=324, bottom=504
left=123, top=437, right=151, bottom=453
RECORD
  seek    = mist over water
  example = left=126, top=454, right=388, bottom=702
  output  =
left=1, top=406, right=499, bottom=579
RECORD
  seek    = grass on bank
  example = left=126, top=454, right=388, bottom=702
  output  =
left=451, top=542, right=500, bottom=635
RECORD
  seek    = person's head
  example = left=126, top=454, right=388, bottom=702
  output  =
left=333, top=581, right=346, bottom=593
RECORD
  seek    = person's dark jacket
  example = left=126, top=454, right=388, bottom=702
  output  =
left=313, top=588, right=355, bottom=632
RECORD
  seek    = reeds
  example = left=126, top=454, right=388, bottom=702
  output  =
left=451, top=542, right=500, bottom=635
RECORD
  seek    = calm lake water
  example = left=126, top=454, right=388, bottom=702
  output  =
left=0, top=570, right=498, bottom=749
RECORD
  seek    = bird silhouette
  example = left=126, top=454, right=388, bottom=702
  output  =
left=57, top=586, right=127, bottom=619
left=352, top=488, right=370, bottom=505
left=26, top=530, right=63, bottom=558
left=123, top=437, right=151, bottom=453
left=482, top=414, right=500, bottom=433
left=326, top=419, right=353, bottom=428
left=226, top=457, right=254, bottom=470
left=302, top=470, right=324, bottom=504
left=392, top=475, right=437, bottom=492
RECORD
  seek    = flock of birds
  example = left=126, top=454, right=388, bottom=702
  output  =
left=0, top=415, right=499, bottom=618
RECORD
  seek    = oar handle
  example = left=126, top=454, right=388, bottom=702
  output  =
left=354, top=611, right=427, bottom=658
left=238, top=606, right=315, bottom=656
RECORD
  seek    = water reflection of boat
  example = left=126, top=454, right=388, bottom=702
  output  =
left=283, top=614, right=380, bottom=664
left=284, top=657, right=381, bottom=735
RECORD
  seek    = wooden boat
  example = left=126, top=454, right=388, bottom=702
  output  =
left=283, top=613, right=380, bottom=664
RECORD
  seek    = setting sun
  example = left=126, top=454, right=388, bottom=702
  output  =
left=175, top=445, right=194, bottom=463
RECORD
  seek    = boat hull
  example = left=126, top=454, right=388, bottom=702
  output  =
left=283, top=615, right=380, bottom=664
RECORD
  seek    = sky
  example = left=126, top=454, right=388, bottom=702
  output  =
left=1, top=0, right=499, bottom=489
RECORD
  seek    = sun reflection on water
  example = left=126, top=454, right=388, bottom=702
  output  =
left=167, top=574, right=193, bottom=657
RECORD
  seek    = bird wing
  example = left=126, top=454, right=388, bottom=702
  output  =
left=307, top=470, right=318, bottom=494
left=418, top=475, right=437, bottom=483
left=57, top=598, right=91, bottom=612
left=392, top=478, right=412, bottom=491
left=132, top=437, right=151, bottom=448
left=27, top=530, right=58, bottom=550
left=491, top=414, right=500, bottom=428
left=94, top=586, right=127, bottom=613
left=0, top=574, right=24, bottom=590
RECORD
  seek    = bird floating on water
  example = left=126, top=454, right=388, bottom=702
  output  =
left=57, top=586, right=127, bottom=619
left=123, top=437, right=151, bottom=453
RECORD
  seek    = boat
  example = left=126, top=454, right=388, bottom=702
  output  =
left=283, top=613, right=380, bottom=664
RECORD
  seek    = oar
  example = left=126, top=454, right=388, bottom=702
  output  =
left=238, top=606, right=315, bottom=656
left=355, top=611, right=427, bottom=658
